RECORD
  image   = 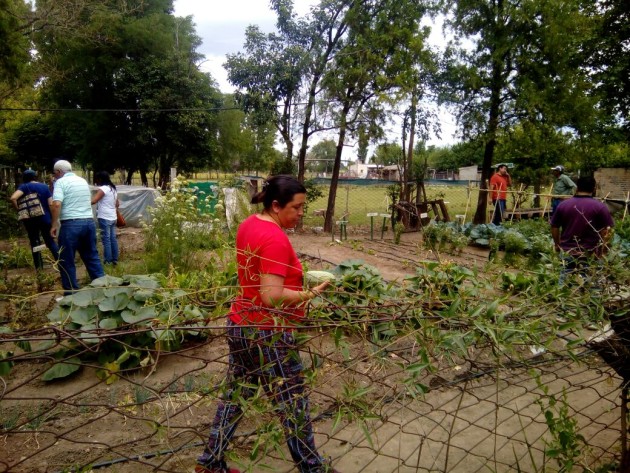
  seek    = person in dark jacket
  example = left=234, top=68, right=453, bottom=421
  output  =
left=10, top=169, right=60, bottom=270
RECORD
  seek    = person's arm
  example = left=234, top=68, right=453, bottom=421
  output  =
left=551, top=226, right=561, bottom=252
left=259, top=273, right=330, bottom=307
left=9, top=189, right=24, bottom=209
left=50, top=201, right=62, bottom=238
left=91, top=189, right=105, bottom=205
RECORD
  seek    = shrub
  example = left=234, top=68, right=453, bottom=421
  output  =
left=143, top=177, right=229, bottom=273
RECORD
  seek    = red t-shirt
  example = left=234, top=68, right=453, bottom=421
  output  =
left=229, top=214, right=304, bottom=328
left=490, top=173, right=510, bottom=201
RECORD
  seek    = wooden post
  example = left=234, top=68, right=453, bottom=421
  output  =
left=541, top=184, right=553, bottom=219
left=509, top=184, right=525, bottom=223
left=463, top=182, right=472, bottom=224
left=367, top=213, right=378, bottom=240
left=623, top=192, right=630, bottom=222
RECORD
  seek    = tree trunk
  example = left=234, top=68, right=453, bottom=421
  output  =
left=473, top=0, right=505, bottom=225
left=324, top=99, right=351, bottom=233
left=297, top=74, right=321, bottom=184
left=140, top=168, right=148, bottom=187
left=404, top=94, right=418, bottom=203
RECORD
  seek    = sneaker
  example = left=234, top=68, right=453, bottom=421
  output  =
left=194, top=465, right=241, bottom=473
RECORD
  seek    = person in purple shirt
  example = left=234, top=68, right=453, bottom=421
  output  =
left=10, top=169, right=60, bottom=270
left=550, top=176, right=614, bottom=282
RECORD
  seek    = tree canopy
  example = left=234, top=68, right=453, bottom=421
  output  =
left=0, top=0, right=627, bottom=210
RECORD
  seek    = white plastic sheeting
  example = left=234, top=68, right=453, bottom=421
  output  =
left=90, top=185, right=161, bottom=227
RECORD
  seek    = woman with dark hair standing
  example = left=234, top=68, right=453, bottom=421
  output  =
left=195, top=175, right=339, bottom=473
left=10, top=169, right=60, bottom=270
left=91, top=171, right=119, bottom=265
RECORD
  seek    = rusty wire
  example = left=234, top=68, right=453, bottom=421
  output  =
left=0, top=288, right=626, bottom=473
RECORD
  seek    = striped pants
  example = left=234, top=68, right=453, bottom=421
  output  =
left=197, top=319, right=325, bottom=472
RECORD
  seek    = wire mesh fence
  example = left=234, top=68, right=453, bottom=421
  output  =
left=1, top=264, right=628, bottom=473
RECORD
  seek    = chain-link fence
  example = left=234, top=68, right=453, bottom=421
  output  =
left=1, top=239, right=629, bottom=472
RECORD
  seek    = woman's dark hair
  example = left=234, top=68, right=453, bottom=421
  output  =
left=94, top=171, right=116, bottom=191
left=251, top=175, right=306, bottom=210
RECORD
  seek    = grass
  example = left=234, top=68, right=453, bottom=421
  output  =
left=304, top=184, right=480, bottom=227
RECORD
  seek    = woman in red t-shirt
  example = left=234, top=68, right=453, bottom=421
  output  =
left=196, top=175, right=338, bottom=473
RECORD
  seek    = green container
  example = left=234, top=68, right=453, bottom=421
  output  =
left=187, top=181, right=219, bottom=213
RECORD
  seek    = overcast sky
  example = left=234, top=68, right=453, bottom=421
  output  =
left=174, top=0, right=315, bottom=92
left=173, top=0, right=458, bottom=147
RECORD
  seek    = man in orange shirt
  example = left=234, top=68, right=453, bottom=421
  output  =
left=489, top=164, right=511, bottom=225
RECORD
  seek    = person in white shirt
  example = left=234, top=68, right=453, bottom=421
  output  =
left=51, top=159, right=104, bottom=294
left=91, top=171, right=120, bottom=265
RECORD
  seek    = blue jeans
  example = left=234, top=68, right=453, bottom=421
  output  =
left=492, top=199, right=506, bottom=225
left=57, top=219, right=105, bottom=294
left=98, top=218, right=119, bottom=264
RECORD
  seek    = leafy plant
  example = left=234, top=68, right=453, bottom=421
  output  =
left=536, top=380, right=586, bottom=472
left=41, top=274, right=210, bottom=382
left=0, top=241, right=32, bottom=270
left=143, top=176, right=229, bottom=273
left=406, top=260, right=479, bottom=300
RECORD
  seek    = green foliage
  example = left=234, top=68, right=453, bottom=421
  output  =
left=536, top=381, right=586, bottom=472
left=423, top=222, right=469, bottom=253
left=371, top=142, right=403, bottom=167
left=19, top=2, right=221, bottom=180
left=41, top=274, right=210, bottom=382
left=406, top=260, right=481, bottom=302
left=143, top=176, right=229, bottom=273
left=0, top=193, right=23, bottom=239
left=425, top=220, right=555, bottom=265
left=0, top=240, right=32, bottom=270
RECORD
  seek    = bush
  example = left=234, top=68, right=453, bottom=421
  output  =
left=143, top=177, right=229, bottom=273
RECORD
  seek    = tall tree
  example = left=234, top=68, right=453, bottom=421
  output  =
left=589, top=0, right=630, bottom=139
left=320, top=0, right=431, bottom=231
left=307, top=139, right=337, bottom=174
left=442, top=0, right=598, bottom=223
left=0, top=0, right=31, bottom=104
left=29, top=0, right=220, bottom=185
left=225, top=0, right=352, bottom=183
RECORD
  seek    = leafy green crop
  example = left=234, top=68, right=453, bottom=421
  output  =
left=42, top=274, right=209, bottom=382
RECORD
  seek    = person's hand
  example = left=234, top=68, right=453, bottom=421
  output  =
left=51, top=226, right=58, bottom=239
left=311, top=280, right=331, bottom=298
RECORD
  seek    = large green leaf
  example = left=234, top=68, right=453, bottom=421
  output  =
left=126, top=275, right=160, bottom=289
left=126, top=299, right=143, bottom=311
left=99, top=318, right=119, bottom=330
left=70, top=306, right=97, bottom=325
left=79, top=324, right=99, bottom=344
left=41, top=357, right=81, bottom=381
left=47, top=306, right=69, bottom=324
left=99, top=293, right=131, bottom=312
left=133, top=289, right=155, bottom=302
left=121, top=306, right=157, bottom=324
left=70, top=288, right=104, bottom=307
left=0, top=351, right=14, bottom=376
left=103, top=286, right=133, bottom=298
left=92, top=275, right=124, bottom=287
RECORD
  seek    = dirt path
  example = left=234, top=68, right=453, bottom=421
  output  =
left=290, top=230, right=491, bottom=281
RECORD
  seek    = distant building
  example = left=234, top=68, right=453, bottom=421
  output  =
left=348, top=163, right=381, bottom=179
left=458, top=165, right=481, bottom=182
